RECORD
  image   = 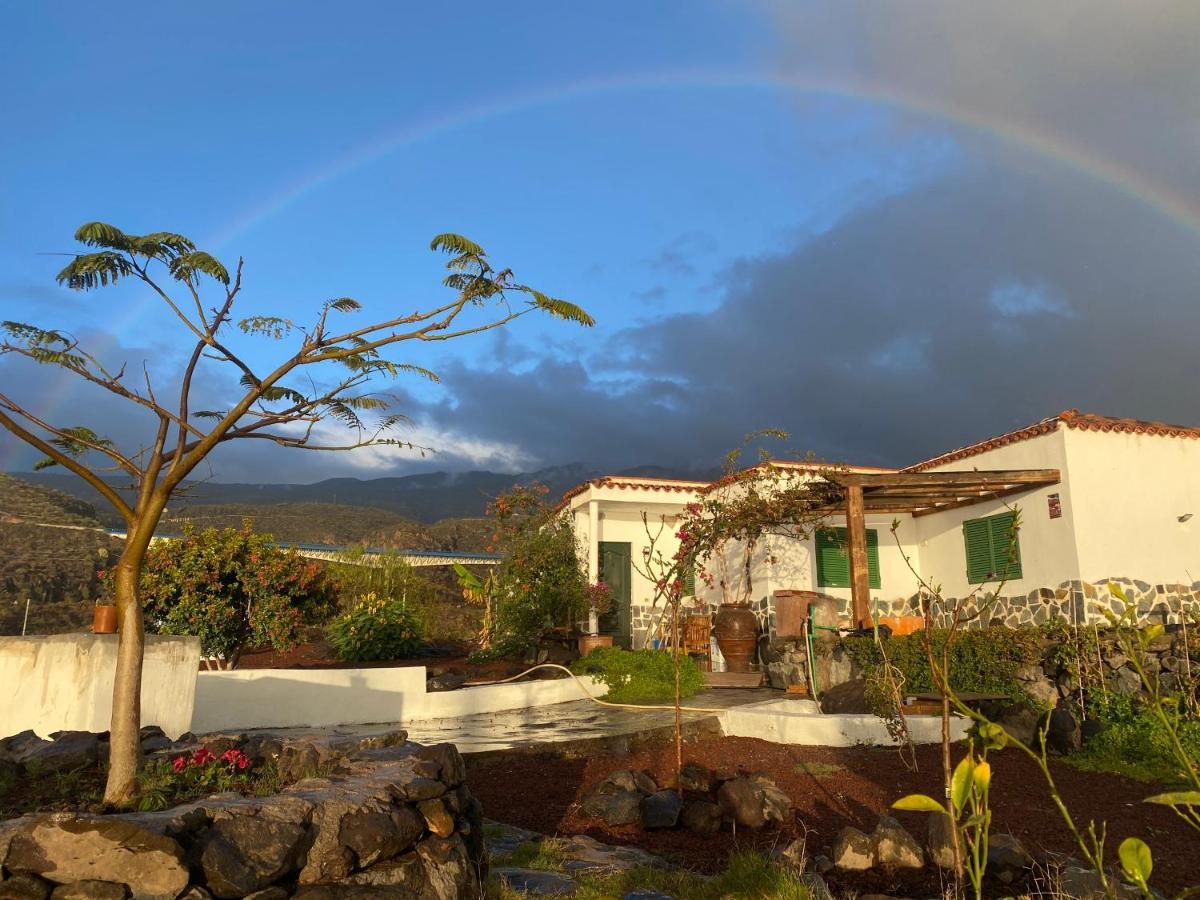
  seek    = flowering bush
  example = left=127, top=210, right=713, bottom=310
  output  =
left=128, top=523, right=336, bottom=668
left=326, top=592, right=425, bottom=662
left=138, top=746, right=259, bottom=811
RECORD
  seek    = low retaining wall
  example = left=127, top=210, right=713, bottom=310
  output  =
left=192, top=667, right=604, bottom=732
left=721, top=698, right=970, bottom=747
left=0, top=634, right=199, bottom=740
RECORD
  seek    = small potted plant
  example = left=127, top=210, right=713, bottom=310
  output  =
left=578, top=581, right=613, bottom=656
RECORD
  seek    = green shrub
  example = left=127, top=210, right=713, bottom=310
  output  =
left=841, top=626, right=1043, bottom=708
left=133, top=523, right=336, bottom=666
left=470, top=483, right=591, bottom=660
left=326, top=592, right=425, bottom=662
left=570, top=647, right=705, bottom=703
left=1068, top=694, right=1200, bottom=782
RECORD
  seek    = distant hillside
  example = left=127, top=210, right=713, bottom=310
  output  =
left=0, top=475, right=122, bottom=635
left=162, top=504, right=493, bottom=553
left=18, top=462, right=718, bottom=527
left=162, top=502, right=418, bottom=546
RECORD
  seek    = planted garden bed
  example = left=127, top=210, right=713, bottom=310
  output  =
left=467, top=734, right=1196, bottom=895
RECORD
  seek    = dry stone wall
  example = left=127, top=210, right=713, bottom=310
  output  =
left=0, top=736, right=484, bottom=900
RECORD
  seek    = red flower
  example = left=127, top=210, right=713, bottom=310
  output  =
left=171, top=756, right=186, bottom=774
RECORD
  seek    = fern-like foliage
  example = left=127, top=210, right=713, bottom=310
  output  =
left=56, top=252, right=137, bottom=290
left=238, top=316, right=294, bottom=339
left=519, top=287, right=595, bottom=326
left=327, top=297, right=361, bottom=313
left=33, top=426, right=115, bottom=469
left=169, top=251, right=230, bottom=286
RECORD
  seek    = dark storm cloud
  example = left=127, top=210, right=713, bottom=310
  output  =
left=762, top=0, right=1200, bottom=208
left=421, top=156, right=1200, bottom=470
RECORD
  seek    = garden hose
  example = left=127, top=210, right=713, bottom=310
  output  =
left=478, top=662, right=732, bottom=714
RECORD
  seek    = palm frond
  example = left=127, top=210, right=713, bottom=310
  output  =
left=328, top=297, right=362, bottom=312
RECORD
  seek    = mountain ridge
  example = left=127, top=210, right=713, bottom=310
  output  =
left=13, top=462, right=719, bottom=527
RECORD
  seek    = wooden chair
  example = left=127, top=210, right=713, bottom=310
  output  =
left=682, top=614, right=713, bottom=671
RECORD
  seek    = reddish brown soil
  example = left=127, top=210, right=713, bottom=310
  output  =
left=233, top=638, right=530, bottom=681
left=467, top=736, right=1194, bottom=895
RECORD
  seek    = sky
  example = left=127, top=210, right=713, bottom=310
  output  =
left=2, top=1, right=1199, bottom=483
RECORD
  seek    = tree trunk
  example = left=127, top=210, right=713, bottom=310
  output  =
left=102, top=517, right=157, bottom=805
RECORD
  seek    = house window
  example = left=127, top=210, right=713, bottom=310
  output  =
left=815, top=527, right=881, bottom=589
left=963, top=512, right=1023, bottom=583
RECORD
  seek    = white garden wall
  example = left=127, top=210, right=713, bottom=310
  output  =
left=0, top=634, right=200, bottom=740
left=191, top=667, right=604, bottom=732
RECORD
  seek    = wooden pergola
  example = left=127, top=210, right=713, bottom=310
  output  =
left=826, top=469, right=1061, bottom=626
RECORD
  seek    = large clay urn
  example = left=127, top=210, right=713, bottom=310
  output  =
left=714, top=603, right=758, bottom=673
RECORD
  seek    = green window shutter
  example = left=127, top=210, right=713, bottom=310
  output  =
left=988, top=512, right=1022, bottom=580
left=963, top=513, right=1022, bottom=583
left=866, top=529, right=882, bottom=590
left=815, top=528, right=881, bottom=589
left=683, top=565, right=696, bottom=597
left=963, top=518, right=993, bottom=583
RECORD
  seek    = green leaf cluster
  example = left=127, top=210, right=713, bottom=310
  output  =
left=841, top=626, right=1042, bottom=708
left=570, top=647, right=704, bottom=704
left=132, top=523, right=336, bottom=663
left=326, top=592, right=425, bottom=663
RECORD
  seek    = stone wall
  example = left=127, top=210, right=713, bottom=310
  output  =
left=0, top=735, right=484, bottom=899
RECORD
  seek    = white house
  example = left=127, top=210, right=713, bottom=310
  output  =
left=562, top=410, right=1200, bottom=649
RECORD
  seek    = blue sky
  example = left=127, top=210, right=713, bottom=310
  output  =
left=3, top=2, right=1199, bottom=481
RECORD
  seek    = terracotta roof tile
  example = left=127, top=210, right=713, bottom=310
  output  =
left=555, top=476, right=707, bottom=511
left=905, top=409, right=1200, bottom=472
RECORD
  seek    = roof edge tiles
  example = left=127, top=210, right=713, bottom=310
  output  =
left=905, top=409, right=1200, bottom=472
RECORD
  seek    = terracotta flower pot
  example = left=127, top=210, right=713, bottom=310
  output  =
left=713, top=603, right=758, bottom=673
left=578, top=633, right=613, bottom=657
left=93, top=604, right=118, bottom=634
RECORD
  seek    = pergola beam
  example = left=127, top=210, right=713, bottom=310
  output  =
left=837, top=469, right=1060, bottom=488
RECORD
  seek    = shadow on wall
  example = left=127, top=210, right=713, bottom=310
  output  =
left=191, top=668, right=418, bottom=733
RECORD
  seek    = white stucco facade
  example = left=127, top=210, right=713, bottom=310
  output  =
left=565, top=411, right=1200, bottom=637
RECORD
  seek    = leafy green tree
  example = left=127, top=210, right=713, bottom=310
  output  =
left=133, top=523, right=335, bottom=668
left=0, top=222, right=591, bottom=803
left=485, top=483, right=590, bottom=657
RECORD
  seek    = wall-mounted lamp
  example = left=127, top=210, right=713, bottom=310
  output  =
left=1179, top=513, right=1193, bottom=523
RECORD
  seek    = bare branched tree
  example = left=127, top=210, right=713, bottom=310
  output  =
left=0, top=222, right=592, bottom=804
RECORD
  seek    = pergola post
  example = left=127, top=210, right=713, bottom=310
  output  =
left=845, top=484, right=870, bottom=627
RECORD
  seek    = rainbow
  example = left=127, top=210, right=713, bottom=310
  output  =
left=8, top=68, right=1197, bottom=473
left=207, top=68, right=1200, bottom=249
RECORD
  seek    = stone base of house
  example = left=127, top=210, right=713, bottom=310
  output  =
left=871, top=577, right=1200, bottom=629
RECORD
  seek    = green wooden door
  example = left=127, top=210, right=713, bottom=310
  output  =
left=598, top=541, right=632, bottom=648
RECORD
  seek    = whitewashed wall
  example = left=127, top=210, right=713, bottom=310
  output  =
left=1064, top=428, right=1200, bottom=583
left=0, top=634, right=200, bottom=740
left=192, top=667, right=604, bottom=732
left=912, top=429, right=1081, bottom=599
